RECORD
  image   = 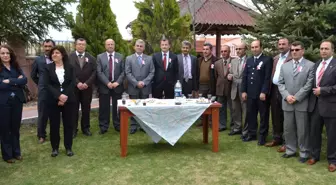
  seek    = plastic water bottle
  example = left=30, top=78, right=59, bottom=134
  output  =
left=174, top=80, right=182, bottom=98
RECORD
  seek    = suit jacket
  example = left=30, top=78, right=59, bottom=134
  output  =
left=241, top=54, right=273, bottom=99
left=125, top=53, right=155, bottom=96
left=152, top=52, right=178, bottom=87
left=31, top=55, right=48, bottom=99
left=0, top=65, right=27, bottom=105
left=177, top=54, right=199, bottom=91
left=198, top=55, right=217, bottom=95
left=69, top=51, right=97, bottom=88
left=96, top=52, right=125, bottom=94
left=229, top=57, right=246, bottom=100
left=278, top=58, right=314, bottom=111
left=309, top=58, right=336, bottom=117
left=214, top=57, right=232, bottom=97
left=43, top=62, right=76, bottom=105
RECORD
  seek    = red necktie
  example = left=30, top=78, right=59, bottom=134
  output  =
left=163, top=53, right=167, bottom=80
left=317, top=61, right=327, bottom=87
left=109, top=54, right=113, bottom=81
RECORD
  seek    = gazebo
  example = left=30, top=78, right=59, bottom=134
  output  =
left=179, top=0, right=256, bottom=57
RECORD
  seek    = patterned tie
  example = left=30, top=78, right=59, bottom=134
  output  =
left=317, top=61, right=327, bottom=87
left=293, top=60, right=299, bottom=75
left=109, top=54, right=113, bottom=81
left=78, top=54, right=82, bottom=58
left=183, top=55, right=189, bottom=82
left=137, top=55, right=142, bottom=65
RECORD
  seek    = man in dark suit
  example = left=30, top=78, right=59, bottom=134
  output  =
left=152, top=38, right=178, bottom=99
left=69, top=38, right=96, bottom=137
left=97, top=39, right=124, bottom=134
left=241, top=40, right=273, bottom=145
left=177, top=40, right=199, bottom=97
left=265, top=38, right=292, bottom=152
left=308, top=40, right=336, bottom=172
left=31, top=39, right=55, bottom=143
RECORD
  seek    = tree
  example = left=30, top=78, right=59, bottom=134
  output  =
left=243, top=0, right=336, bottom=61
left=70, top=0, right=129, bottom=57
left=131, top=0, right=192, bottom=54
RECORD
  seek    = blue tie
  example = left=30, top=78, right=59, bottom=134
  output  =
left=138, top=56, right=142, bottom=65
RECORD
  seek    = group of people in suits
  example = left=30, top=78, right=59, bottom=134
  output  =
left=2, top=36, right=336, bottom=173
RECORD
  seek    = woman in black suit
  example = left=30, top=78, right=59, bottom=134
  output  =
left=0, top=45, right=27, bottom=163
left=43, top=45, right=76, bottom=157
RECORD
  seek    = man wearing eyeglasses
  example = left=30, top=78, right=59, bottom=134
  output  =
left=214, top=45, right=233, bottom=132
left=308, top=40, right=336, bottom=172
left=228, top=42, right=248, bottom=136
left=265, top=38, right=292, bottom=152
left=278, top=41, right=314, bottom=163
left=241, top=40, right=273, bottom=145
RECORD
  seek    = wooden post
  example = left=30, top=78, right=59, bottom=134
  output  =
left=216, top=30, right=221, bottom=58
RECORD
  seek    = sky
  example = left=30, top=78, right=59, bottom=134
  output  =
left=49, top=0, right=254, bottom=41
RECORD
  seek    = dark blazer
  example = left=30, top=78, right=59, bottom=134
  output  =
left=152, top=52, right=178, bottom=87
left=69, top=51, right=97, bottom=87
left=241, top=54, right=273, bottom=99
left=308, top=58, right=336, bottom=117
left=0, top=65, right=27, bottom=104
left=198, top=55, right=217, bottom=95
left=43, top=62, right=76, bottom=105
left=31, top=55, right=48, bottom=99
left=177, top=54, right=199, bottom=91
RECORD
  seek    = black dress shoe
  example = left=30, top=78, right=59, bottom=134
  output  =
left=99, top=129, right=107, bottom=135
left=298, top=157, right=308, bottom=163
left=282, top=153, right=296, bottom=158
left=130, top=128, right=137, bottom=134
left=83, top=130, right=92, bottom=136
left=66, top=149, right=74, bottom=157
left=218, top=128, right=227, bottom=132
left=51, top=149, right=59, bottom=157
left=258, top=138, right=266, bottom=146
left=243, top=136, right=257, bottom=142
left=228, top=130, right=242, bottom=136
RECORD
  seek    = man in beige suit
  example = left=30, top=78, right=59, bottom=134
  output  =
left=214, top=45, right=233, bottom=132
left=228, top=42, right=247, bottom=136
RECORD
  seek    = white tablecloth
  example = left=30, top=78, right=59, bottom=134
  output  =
left=118, top=99, right=211, bottom=145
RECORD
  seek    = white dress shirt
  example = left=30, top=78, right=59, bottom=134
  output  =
left=273, top=51, right=290, bottom=85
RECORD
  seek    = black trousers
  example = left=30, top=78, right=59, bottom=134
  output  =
left=98, top=90, right=121, bottom=131
left=0, top=96, right=23, bottom=161
left=49, top=102, right=75, bottom=150
left=270, top=85, right=284, bottom=142
left=37, top=98, right=49, bottom=139
left=129, top=92, right=149, bottom=129
left=246, top=98, right=270, bottom=138
left=181, top=79, right=193, bottom=97
left=153, top=81, right=174, bottom=99
left=74, top=88, right=93, bottom=133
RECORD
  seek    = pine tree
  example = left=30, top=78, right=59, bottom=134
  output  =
left=70, top=0, right=129, bottom=57
left=243, top=0, right=336, bottom=61
left=131, top=0, right=192, bottom=54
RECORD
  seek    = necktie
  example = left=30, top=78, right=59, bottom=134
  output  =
left=183, top=55, right=189, bottom=82
left=163, top=53, right=167, bottom=71
left=137, top=55, right=142, bottom=65
left=293, top=60, right=299, bottom=74
left=109, top=54, right=113, bottom=81
left=78, top=54, right=83, bottom=58
left=254, top=57, right=257, bottom=63
left=317, top=61, right=327, bottom=87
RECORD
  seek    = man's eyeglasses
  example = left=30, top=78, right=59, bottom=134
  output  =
left=290, top=49, right=302, bottom=52
left=235, top=48, right=245, bottom=51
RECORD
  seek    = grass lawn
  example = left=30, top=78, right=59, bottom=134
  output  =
left=0, top=111, right=335, bottom=185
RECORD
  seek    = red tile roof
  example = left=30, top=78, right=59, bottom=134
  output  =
left=179, top=0, right=255, bottom=27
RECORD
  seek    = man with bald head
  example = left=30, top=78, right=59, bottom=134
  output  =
left=228, top=42, right=248, bottom=136
left=214, top=45, right=233, bottom=131
left=97, top=39, right=125, bottom=134
left=241, top=40, right=273, bottom=145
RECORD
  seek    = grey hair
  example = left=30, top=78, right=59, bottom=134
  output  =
left=135, top=39, right=146, bottom=47
left=182, top=40, right=192, bottom=48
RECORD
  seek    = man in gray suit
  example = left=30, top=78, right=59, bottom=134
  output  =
left=97, top=39, right=125, bottom=134
left=228, top=42, right=247, bottom=136
left=125, top=39, right=155, bottom=133
left=177, top=40, right=199, bottom=97
left=31, top=39, right=55, bottom=143
left=278, top=41, right=314, bottom=163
